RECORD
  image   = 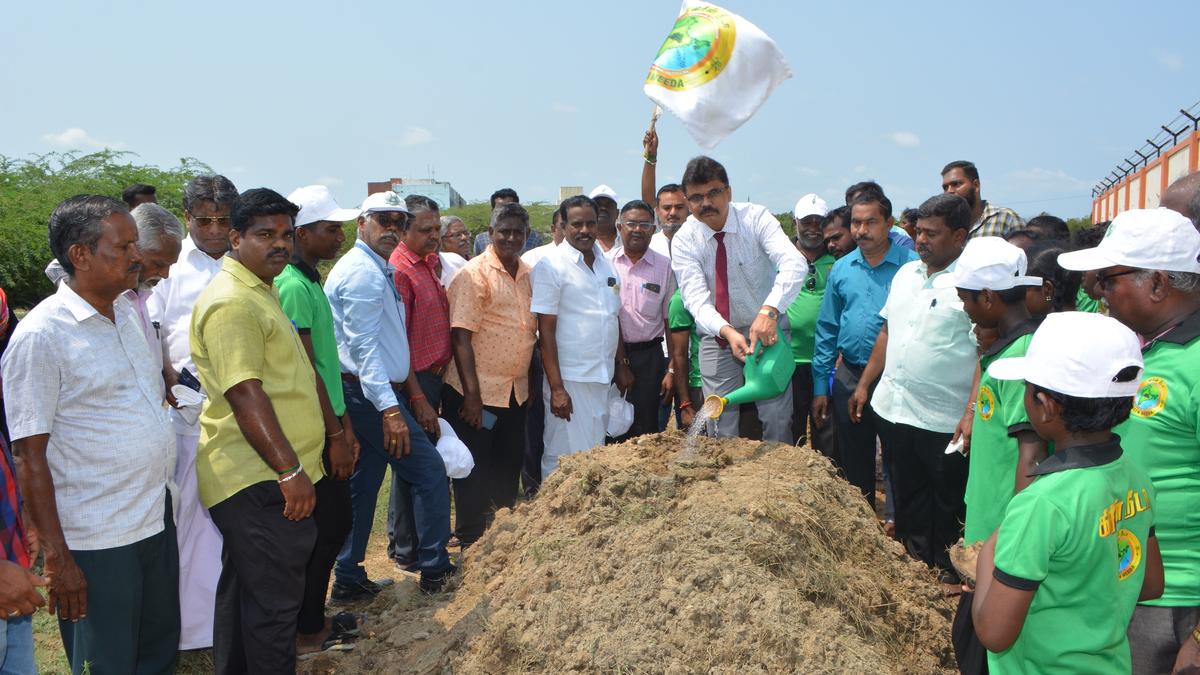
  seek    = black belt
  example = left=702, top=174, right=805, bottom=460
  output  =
left=624, top=337, right=664, bottom=353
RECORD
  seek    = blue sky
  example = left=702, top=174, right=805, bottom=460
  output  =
left=2, top=1, right=1197, bottom=220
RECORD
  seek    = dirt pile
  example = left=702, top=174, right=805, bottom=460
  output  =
left=303, top=433, right=956, bottom=674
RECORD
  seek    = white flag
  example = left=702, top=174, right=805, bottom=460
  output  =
left=644, top=1, right=792, bottom=150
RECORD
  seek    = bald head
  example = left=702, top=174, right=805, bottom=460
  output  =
left=1162, top=171, right=1200, bottom=220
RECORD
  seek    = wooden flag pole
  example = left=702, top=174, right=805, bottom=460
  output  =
left=650, top=104, right=662, bottom=132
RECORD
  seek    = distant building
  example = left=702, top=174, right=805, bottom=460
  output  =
left=558, top=186, right=583, bottom=202
left=365, top=178, right=466, bottom=209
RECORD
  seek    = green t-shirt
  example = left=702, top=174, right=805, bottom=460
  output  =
left=963, top=327, right=1037, bottom=545
left=989, top=440, right=1156, bottom=674
left=1075, top=287, right=1103, bottom=314
left=276, top=262, right=345, bottom=416
left=667, top=290, right=702, bottom=389
left=1113, top=311, right=1200, bottom=606
left=786, top=253, right=836, bottom=365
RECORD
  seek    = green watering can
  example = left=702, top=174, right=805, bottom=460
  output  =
left=705, top=330, right=796, bottom=418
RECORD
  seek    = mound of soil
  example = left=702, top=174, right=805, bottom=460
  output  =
left=302, top=434, right=956, bottom=674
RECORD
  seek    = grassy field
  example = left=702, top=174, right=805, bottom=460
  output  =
left=33, top=473, right=401, bottom=673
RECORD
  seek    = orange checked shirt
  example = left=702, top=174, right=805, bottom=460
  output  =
left=443, top=247, right=537, bottom=407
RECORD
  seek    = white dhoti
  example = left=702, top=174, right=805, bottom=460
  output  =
left=541, top=379, right=610, bottom=480
left=174, top=433, right=222, bottom=650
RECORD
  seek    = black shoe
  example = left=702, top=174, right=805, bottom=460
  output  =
left=419, top=563, right=458, bottom=594
left=394, top=558, right=421, bottom=575
left=330, top=578, right=393, bottom=604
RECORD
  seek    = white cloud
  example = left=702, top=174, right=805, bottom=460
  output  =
left=397, top=126, right=435, bottom=147
left=1156, top=50, right=1183, bottom=72
left=887, top=131, right=921, bottom=148
left=852, top=164, right=868, bottom=175
left=551, top=102, right=578, bottom=114
left=1006, top=167, right=1090, bottom=191
left=230, top=165, right=248, bottom=174
left=42, top=127, right=125, bottom=150
left=795, top=166, right=820, bottom=177
left=314, top=175, right=344, bottom=187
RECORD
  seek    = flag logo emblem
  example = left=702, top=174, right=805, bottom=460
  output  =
left=1131, top=376, right=1167, bottom=418
left=1116, top=528, right=1142, bottom=581
left=646, top=6, right=737, bottom=92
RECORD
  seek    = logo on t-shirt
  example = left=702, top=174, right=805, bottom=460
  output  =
left=1131, top=376, right=1168, bottom=418
left=978, top=385, right=996, bottom=421
left=1117, top=528, right=1143, bottom=581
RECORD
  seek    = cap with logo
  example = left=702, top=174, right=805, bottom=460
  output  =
left=793, top=193, right=828, bottom=221
left=588, top=184, right=619, bottom=204
left=1057, top=207, right=1200, bottom=274
left=933, top=236, right=1042, bottom=291
left=287, top=185, right=361, bottom=227
left=360, top=191, right=412, bottom=214
left=987, top=312, right=1143, bottom=398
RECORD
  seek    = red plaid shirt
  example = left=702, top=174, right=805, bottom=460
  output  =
left=389, top=242, right=452, bottom=372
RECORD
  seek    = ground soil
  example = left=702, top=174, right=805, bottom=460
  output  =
left=300, top=433, right=956, bottom=674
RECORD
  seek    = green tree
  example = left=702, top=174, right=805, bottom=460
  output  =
left=0, top=151, right=211, bottom=307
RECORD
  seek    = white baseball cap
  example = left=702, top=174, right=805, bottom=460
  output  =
left=588, top=184, right=619, bottom=204
left=287, top=185, right=361, bottom=227
left=359, top=191, right=411, bottom=214
left=987, top=312, right=1143, bottom=398
left=933, top=236, right=1042, bottom=291
left=793, top=193, right=828, bottom=221
left=1058, top=208, right=1200, bottom=274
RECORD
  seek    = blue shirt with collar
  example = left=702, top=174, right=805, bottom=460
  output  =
left=811, top=242, right=919, bottom=396
left=324, top=240, right=411, bottom=411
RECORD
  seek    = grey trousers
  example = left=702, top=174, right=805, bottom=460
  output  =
left=698, top=326, right=793, bottom=444
left=1129, top=604, right=1200, bottom=675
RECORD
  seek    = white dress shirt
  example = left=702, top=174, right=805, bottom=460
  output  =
left=671, top=202, right=807, bottom=338
left=147, top=235, right=223, bottom=435
left=871, top=259, right=978, bottom=433
left=530, top=242, right=622, bottom=384
left=649, top=230, right=672, bottom=258
left=2, top=283, right=175, bottom=550
left=521, top=241, right=559, bottom=271
left=325, top=240, right=411, bottom=411
left=438, top=251, right=468, bottom=287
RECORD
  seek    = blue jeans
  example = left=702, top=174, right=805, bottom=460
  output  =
left=335, top=379, right=451, bottom=584
left=0, top=615, right=34, bottom=675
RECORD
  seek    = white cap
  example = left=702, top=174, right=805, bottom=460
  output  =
left=987, top=312, right=1143, bottom=398
left=933, top=236, right=1042, bottom=291
left=359, top=191, right=411, bottom=214
left=588, top=184, right=619, bottom=204
left=1058, top=208, right=1200, bottom=274
left=287, top=185, right=361, bottom=227
left=793, top=193, right=828, bottom=221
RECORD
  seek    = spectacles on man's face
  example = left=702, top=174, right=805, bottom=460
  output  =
left=191, top=216, right=231, bottom=225
left=1096, top=269, right=1139, bottom=292
left=685, top=186, right=729, bottom=206
left=370, top=212, right=409, bottom=229
left=443, top=230, right=469, bottom=239
left=621, top=220, right=655, bottom=230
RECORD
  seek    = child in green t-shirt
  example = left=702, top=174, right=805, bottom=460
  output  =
left=972, top=312, right=1163, bottom=674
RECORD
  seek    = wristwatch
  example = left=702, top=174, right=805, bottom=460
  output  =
left=758, top=308, right=779, bottom=320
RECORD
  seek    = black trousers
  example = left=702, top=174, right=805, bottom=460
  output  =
left=792, top=363, right=839, bottom=458
left=60, top=496, right=179, bottom=675
left=830, top=363, right=885, bottom=508
left=522, top=345, right=546, bottom=498
left=878, top=418, right=966, bottom=578
left=952, top=591, right=989, bottom=675
left=298, top=461, right=352, bottom=635
left=388, top=370, right=442, bottom=562
left=209, top=480, right=318, bottom=675
left=444, top=385, right=527, bottom=546
left=617, top=339, right=667, bottom=440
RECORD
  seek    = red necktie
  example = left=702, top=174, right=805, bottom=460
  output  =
left=714, top=231, right=730, bottom=347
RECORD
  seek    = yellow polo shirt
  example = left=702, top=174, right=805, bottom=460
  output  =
left=190, top=256, right=325, bottom=507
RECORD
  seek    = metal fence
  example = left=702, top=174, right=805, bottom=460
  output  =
left=1092, top=100, right=1200, bottom=198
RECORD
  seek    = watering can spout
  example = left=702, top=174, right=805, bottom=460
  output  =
left=704, top=395, right=727, bottom=419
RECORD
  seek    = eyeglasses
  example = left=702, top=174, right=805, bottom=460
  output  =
left=443, top=230, right=469, bottom=238
left=685, top=186, right=728, bottom=206
left=621, top=220, right=656, bottom=230
left=1095, top=269, right=1139, bottom=291
left=370, top=213, right=409, bottom=229
left=191, top=216, right=231, bottom=224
